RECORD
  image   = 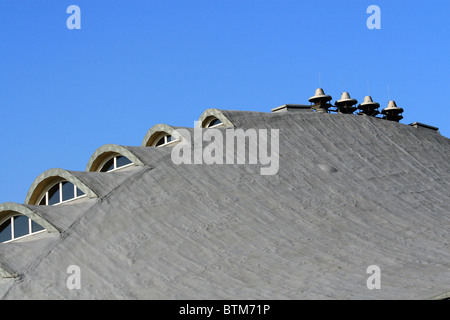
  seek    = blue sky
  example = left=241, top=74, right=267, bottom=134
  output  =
left=0, top=0, right=449, bottom=204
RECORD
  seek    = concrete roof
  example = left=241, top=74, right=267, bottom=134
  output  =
left=0, top=108, right=449, bottom=299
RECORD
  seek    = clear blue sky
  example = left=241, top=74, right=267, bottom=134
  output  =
left=0, top=0, right=449, bottom=204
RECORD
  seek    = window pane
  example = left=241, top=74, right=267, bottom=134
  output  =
left=31, top=220, right=45, bottom=233
left=48, top=183, right=60, bottom=205
left=100, top=158, right=115, bottom=172
left=155, top=136, right=166, bottom=147
left=0, top=219, right=12, bottom=243
left=76, top=188, right=85, bottom=197
left=13, top=215, right=29, bottom=238
left=208, top=118, right=222, bottom=127
left=61, top=181, right=75, bottom=202
left=166, top=135, right=174, bottom=142
left=116, top=156, right=132, bottom=168
left=39, top=195, right=46, bottom=205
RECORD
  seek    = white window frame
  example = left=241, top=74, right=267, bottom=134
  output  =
left=1, top=215, right=46, bottom=243
left=153, top=134, right=178, bottom=147
left=39, top=181, right=87, bottom=206
left=99, top=155, right=134, bottom=173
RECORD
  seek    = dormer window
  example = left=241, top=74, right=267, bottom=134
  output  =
left=142, top=124, right=187, bottom=147
left=86, top=145, right=144, bottom=172
left=0, top=215, right=45, bottom=243
left=197, top=109, right=233, bottom=128
left=99, top=155, right=133, bottom=172
left=154, top=134, right=176, bottom=147
left=38, top=181, right=86, bottom=206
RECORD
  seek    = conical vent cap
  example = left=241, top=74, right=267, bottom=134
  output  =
left=308, top=88, right=332, bottom=103
left=384, top=100, right=403, bottom=111
left=336, top=92, right=357, bottom=105
left=359, top=95, right=380, bottom=107
left=382, top=100, right=404, bottom=114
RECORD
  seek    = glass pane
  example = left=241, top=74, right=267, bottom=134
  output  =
left=61, top=181, right=75, bottom=202
left=31, top=220, right=45, bottom=233
left=76, top=188, right=85, bottom=197
left=116, top=156, right=132, bottom=168
left=166, top=135, right=174, bottom=142
left=39, top=195, right=46, bottom=205
left=155, top=136, right=166, bottom=147
left=0, top=219, right=12, bottom=243
left=13, top=215, right=29, bottom=238
left=208, top=118, right=222, bottom=127
left=48, top=183, right=60, bottom=205
left=100, top=158, right=115, bottom=172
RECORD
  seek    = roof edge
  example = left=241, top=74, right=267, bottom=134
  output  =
left=0, top=262, right=17, bottom=278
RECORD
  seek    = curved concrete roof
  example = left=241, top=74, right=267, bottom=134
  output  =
left=141, top=124, right=192, bottom=147
left=0, top=200, right=97, bottom=278
left=1, top=109, right=449, bottom=299
left=0, top=235, right=59, bottom=279
left=86, top=144, right=146, bottom=172
left=0, top=202, right=59, bottom=278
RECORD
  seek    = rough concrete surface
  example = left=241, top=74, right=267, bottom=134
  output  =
left=0, top=110, right=449, bottom=299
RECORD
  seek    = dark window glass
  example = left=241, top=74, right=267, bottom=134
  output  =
left=116, top=156, right=132, bottom=168
left=76, top=188, right=85, bottom=197
left=155, top=136, right=166, bottom=146
left=0, top=219, right=12, bottom=242
left=166, top=135, right=174, bottom=142
left=208, top=118, right=222, bottom=127
left=31, top=220, right=45, bottom=233
left=13, top=215, right=29, bottom=238
left=48, top=183, right=60, bottom=205
left=39, top=195, right=46, bottom=205
left=100, top=158, right=115, bottom=172
left=62, top=181, right=75, bottom=202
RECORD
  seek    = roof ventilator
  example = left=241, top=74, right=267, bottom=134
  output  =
left=357, top=96, right=380, bottom=117
left=381, top=100, right=403, bottom=122
left=334, top=92, right=358, bottom=114
left=308, top=88, right=333, bottom=113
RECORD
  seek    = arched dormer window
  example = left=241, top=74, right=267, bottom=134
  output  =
left=153, top=133, right=176, bottom=147
left=38, top=181, right=86, bottom=206
left=25, top=169, right=98, bottom=205
left=0, top=215, right=45, bottom=243
left=142, top=124, right=188, bottom=147
left=197, top=109, right=234, bottom=128
left=86, top=144, right=145, bottom=172
left=99, top=155, right=133, bottom=172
